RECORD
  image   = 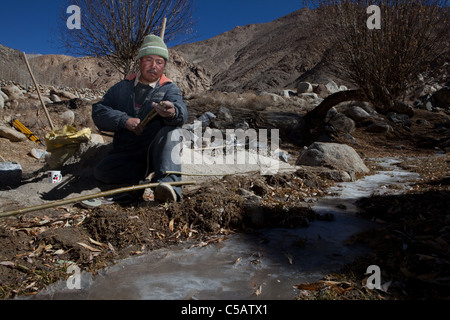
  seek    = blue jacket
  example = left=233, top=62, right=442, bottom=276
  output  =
left=92, top=74, right=188, bottom=152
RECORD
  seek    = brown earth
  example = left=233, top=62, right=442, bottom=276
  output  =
left=0, top=91, right=449, bottom=299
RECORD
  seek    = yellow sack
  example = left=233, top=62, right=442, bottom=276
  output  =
left=44, top=125, right=91, bottom=169
left=45, top=125, right=91, bottom=152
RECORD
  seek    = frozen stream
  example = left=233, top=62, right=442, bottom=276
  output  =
left=30, top=158, right=419, bottom=300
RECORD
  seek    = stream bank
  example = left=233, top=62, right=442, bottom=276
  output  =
left=25, top=157, right=422, bottom=300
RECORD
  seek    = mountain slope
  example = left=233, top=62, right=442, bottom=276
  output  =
left=175, top=8, right=329, bottom=92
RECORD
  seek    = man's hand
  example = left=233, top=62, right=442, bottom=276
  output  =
left=153, top=101, right=176, bottom=119
left=125, top=118, right=143, bottom=135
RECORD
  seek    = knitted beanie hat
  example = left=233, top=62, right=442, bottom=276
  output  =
left=137, top=34, right=169, bottom=61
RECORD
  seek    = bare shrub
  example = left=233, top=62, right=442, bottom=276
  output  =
left=56, top=0, right=194, bottom=77
left=305, top=0, right=449, bottom=112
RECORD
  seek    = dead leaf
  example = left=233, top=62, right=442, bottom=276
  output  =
left=285, top=253, right=293, bottom=265
left=0, top=261, right=15, bottom=267
left=89, top=237, right=108, bottom=248
left=30, top=241, right=47, bottom=257
left=293, top=282, right=325, bottom=291
left=25, top=281, right=37, bottom=290
left=169, top=218, right=175, bottom=232
left=77, top=242, right=101, bottom=252
left=107, top=242, right=116, bottom=254
left=253, top=284, right=263, bottom=296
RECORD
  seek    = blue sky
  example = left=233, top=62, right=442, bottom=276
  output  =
left=0, top=0, right=304, bottom=56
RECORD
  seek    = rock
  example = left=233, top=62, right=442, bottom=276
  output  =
left=60, top=110, right=75, bottom=125
left=297, top=82, right=313, bottom=94
left=0, top=162, right=22, bottom=189
left=391, top=101, right=414, bottom=118
left=325, top=80, right=339, bottom=94
left=298, top=92, right=323, bottom=106
left=50, top=88, right=77, bottom=100
left=42, top=97, right=53, bottom=104
left=259, top=92, right=285, bottom=103
left=30, top=148, right=49, bottom=160
left=27, top=93, right=40, bottom=100
left=0, top=89, right=8, bottom=110
left=327, top=111, right=355, bottom=133
left=366, top=122, right=393, bottom=133
left=234, top=120, right=250, bottom=131
left=280, top=90, right=296, bottom=98
left=344, top=106, right=372, bottom=122
left=197, top=112, right=216, bottom=127
left=218, top=106, right=233, bottom=122
left=1, top=84, right=24, bottom=100
left=0, top=93, right=5, bottom=110
left=0, top=89, right=8, bottom=101
left=416, top=119, right=429, bottom=126
left=318, top=169, right=353, bottom=182
left=0, top=125, right=26, bottom=142
left=61, top=91, right=78, bottom=100
left=387, top=112, right=412, bottom=127
left=256, top=111, right=302, bottom=136
left=313, top=83, right=330, bottom=98
left=90, top=133, right=105, bottom=145
left=296, top=142, right=369, bottom=177
left=50, top=94, right=61, bottom=102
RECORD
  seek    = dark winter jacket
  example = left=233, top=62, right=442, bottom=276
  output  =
left=92, top=74, right=187, bottom=152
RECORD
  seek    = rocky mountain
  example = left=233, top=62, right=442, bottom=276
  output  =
left=174, top=8, right=333, bottom=92
left=0, top=44, right=211, bottom=95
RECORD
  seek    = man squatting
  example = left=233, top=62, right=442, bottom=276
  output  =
left=92, top=35, right=188, bottom=203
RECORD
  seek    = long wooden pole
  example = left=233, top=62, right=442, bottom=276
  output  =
left=22, top=52, right=55, bottom=131
left=0, top=180, right=195, bottom=218
left=160, top=17, right=167, bottom=40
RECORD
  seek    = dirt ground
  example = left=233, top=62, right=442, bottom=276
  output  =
left=0, top=97, right=449, bottom=300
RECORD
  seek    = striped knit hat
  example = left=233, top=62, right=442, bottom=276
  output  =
left=137, top=34, right=169, bottom=61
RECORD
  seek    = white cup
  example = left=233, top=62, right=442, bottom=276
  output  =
left=47, top=171, right=63, bottom=184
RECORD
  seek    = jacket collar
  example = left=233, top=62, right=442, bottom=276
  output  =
left=125, top=72, right=172, bottom=87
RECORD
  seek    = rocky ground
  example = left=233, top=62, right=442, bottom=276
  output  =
left=0, top=78, right=449, bottom=300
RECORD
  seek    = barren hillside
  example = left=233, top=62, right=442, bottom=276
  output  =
left=0, top=45, right=211, bottom=95
left=175, top=8, right=333, bottom=92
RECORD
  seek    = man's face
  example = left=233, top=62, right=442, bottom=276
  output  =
left=139, top=55, right=166, bottom=84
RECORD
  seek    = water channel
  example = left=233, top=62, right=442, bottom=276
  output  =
left=29, top=157, right=420, bottom=300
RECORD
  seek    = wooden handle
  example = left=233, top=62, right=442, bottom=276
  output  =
left=161, top=17, right=167, bottom=40
left=22, top=52, right=55, bottom=130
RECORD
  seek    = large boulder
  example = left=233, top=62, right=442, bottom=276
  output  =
left=0, top=125, right=26, bottom=142
left=1, top=84, right=25, bottom=101
left=343, top=105, right=373, bottom=123
left=326, top=108, right=355, bottom=133
left=297, top=82, right=313, bottom=94
left=296, top=142, right=369, bottom=177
